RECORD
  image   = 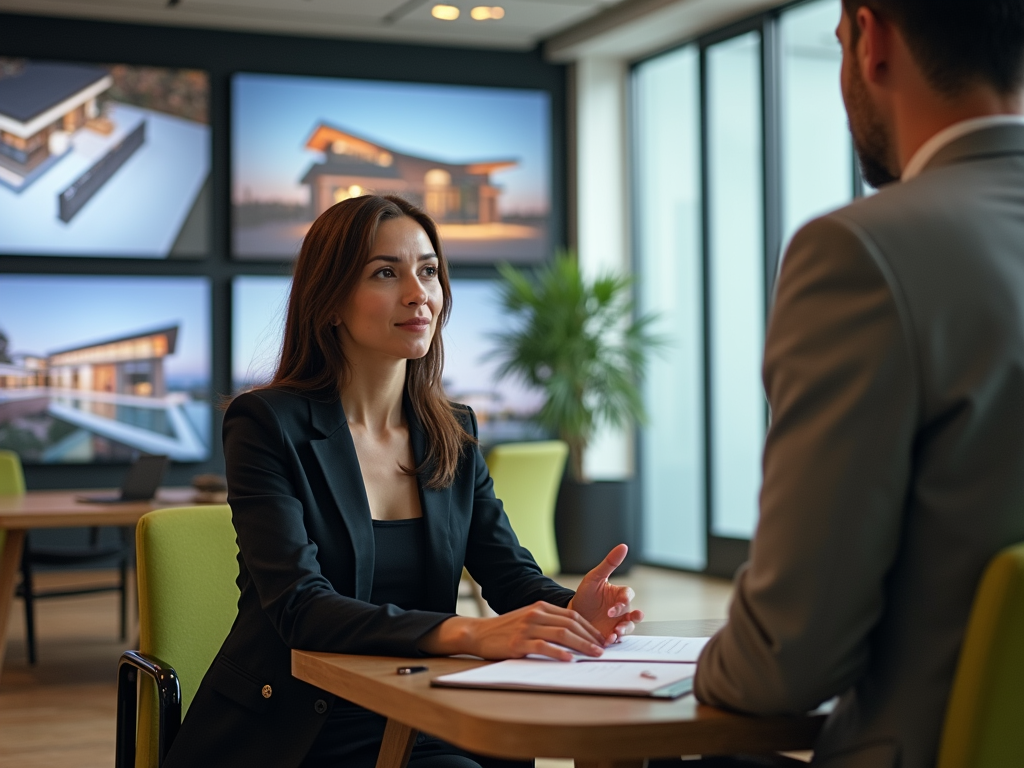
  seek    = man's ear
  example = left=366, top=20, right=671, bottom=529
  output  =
left=856, top=5, right=891, bottom=87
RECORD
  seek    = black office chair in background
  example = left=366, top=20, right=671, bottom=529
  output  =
left=17, top=526, right=133, bottom=663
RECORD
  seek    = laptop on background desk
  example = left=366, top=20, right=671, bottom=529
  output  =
left=77, top=454, right=169, bottom=503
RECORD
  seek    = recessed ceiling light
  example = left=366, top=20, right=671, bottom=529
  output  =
left=470, top=6, right=504, bottom=20
left=431, top=4, right=460, bottom=20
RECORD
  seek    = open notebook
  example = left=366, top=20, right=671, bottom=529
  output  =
left=433, top=659, right=696, bottom=699
left=433, top=636, right=708, bottom=699
left=561, top=635, right=709, bottom=663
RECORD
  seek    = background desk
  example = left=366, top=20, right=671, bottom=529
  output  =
left=292, top=619, right=825, bottom=768
left=0, top=487, right=198, bottom=684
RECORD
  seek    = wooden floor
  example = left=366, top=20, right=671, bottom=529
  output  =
left=0, top=569, right=136, bottom=768
left=0, top=566, right=733, bottom=767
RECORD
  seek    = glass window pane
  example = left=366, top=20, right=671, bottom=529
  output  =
left=634, top=45, right=706, bottom=570
left=780, top=0, right=853, bottom=245
left=707, top=31, right=765, bottom=540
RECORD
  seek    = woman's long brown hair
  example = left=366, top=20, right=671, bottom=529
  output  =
left=265, top=194, right=473, bottom=489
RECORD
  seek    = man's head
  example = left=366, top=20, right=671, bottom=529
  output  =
left=838, top=0, right=1024, bottom=187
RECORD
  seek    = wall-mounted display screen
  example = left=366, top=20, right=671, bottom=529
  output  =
left=231, top=73, right=551, bottom=264
left=0, top=58, right=210, bottom=258
left=232, top=276, right=545, bottom=443
left=0, top=275, right=211, bottom=463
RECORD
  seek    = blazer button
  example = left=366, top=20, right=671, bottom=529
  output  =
left=262, top=685, right=272, bottom=699
left=314, top=699, right=328, bottom=714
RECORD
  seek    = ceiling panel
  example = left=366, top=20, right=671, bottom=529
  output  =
left=397, top=0, right=604, bottom=29
left=183, top=0, right=406, bottom=15
left=0, top=0, right=629, bottom=50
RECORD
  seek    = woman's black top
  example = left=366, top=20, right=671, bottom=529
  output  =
left=369, top=517, right=427, bottom=609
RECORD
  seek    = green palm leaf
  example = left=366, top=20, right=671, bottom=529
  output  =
left=487, top=252, right=665, bottom=482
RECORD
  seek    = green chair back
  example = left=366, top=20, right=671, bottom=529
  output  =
left=135, top=505, right=239, bottom=768
left=0, top=449, right=26, bottom=576
left=486, top=440, right=568, bottom=575
left=937, top=541, right=1024, bottom=768
left=0, top=449, right=26, bottom=496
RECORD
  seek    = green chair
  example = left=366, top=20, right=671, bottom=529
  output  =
left=937, top=541, right=1024, bottom=768
left=0, top=449, right=24, bottom=605
left=115, top=504, right=239, bottom=768
left=485, top=440, right=569, bottom=575
left=0, top=449, right=26, bottom=496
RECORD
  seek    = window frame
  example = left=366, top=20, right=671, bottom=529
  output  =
left=630, top=0, right=859, bottom=578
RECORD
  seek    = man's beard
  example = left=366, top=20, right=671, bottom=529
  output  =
left=846, top=62, right=899, bottom=188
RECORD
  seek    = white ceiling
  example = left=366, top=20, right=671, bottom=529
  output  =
left=0, top=0, right=630, bottom=50
left=546, top=0, right=783, bottom=62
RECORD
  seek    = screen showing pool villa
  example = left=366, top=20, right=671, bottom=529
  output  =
left=232, top=276, right=545, bottom=443
left=0, top=276, right=211, bottom=463
left=231, top=73, right=551, bottom=264
left=0, top=58, right=210, bottom=258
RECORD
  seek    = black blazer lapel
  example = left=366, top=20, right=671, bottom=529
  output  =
left=308, top=396, right=375, bottom=602
left=405, top=396, right=456, bottom=610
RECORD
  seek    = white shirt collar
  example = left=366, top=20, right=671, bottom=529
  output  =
left=901, top=114, right=1024, bottom=181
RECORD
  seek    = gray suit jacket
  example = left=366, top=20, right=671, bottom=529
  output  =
left=694, top=124, right=1024, bottom=768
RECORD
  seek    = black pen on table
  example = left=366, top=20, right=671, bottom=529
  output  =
left=397, top=665, right=429, bottom=675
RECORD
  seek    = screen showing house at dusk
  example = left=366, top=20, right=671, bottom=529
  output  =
left=0, top=276, right=211, bottom=463
left=0, top=58, right=210, bottom=258
left=232, top=276, right=545, bottom=443
left=232, top=73, right=551, bottom=264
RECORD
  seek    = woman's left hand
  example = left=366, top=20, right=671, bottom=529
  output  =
left=567, top=543, right=644, bottom=645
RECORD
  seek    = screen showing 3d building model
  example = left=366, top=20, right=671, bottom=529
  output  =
left=231, top=73, right=551, bottom=264
left=232, top=276, right=545, bottom=443
left=0, top=275, right=211, bottom=463
left=0, top=58, right=210, bottom=258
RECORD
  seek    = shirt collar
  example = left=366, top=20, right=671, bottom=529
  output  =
left=902, top=114, right=1024, bottom=181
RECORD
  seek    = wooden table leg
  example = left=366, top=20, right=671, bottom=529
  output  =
left=0, top=529, right=26, bottom=687
left=575, top=762, right=647, bottom=768
left=375, top=717, right=418, bottom=768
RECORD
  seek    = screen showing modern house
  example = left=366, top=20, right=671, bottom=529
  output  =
left=232, top=73, right=551, bottom=264
left=0, top=58, right=210, bottom=258
left=0, top=275, right=211, bottom=463
left=232, top=276, right=544, bottom=443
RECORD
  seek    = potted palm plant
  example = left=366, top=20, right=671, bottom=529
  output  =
left=488, top=253, right=663, bottom=573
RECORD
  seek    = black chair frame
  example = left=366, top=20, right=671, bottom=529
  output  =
left=115, top=650, right=182, bottom=768
left=18, top=525, right=133, bottom=664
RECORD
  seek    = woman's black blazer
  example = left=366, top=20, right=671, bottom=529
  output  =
left=164, top=387, right=574, bottom=768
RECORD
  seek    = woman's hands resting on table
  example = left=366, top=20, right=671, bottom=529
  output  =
left=419, top=543, right=643, bottom=662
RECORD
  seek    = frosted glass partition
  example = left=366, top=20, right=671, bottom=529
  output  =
left=634, top=46, right=706, bottom=570
left=706, top=32, right=766, bottom=540
left=780, top=0, right=853, bottom=248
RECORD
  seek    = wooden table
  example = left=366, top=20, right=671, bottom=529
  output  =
left=0, top=487, right=202, bottom=683
left=292, top=619, right=825, bottom=768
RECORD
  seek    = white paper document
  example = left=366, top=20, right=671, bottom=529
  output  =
left=571, top=635, right=711, bottom=663
left=525, top=636, right=710, bottom=663
left=433, top=659, right=696, bottom=699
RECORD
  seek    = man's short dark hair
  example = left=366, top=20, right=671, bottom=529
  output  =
left=842, top=0, right=1024, bottom=95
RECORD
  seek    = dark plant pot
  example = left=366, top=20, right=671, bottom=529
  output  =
left=555, top=479, right=636, bottom=575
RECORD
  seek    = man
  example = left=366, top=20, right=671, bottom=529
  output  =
left=666, top=2, right=1024, bottom=767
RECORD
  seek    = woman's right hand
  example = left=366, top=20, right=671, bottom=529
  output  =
left=419, top=602, right=606, bottom=661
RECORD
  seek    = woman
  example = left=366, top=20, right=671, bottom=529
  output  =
left=165, top=195, right=643, bottom=768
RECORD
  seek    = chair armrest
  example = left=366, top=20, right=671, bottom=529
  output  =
left=116, top=650, right=182, bottom=768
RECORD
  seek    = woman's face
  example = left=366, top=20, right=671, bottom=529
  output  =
left=336, top=215, right=443, bottom=364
